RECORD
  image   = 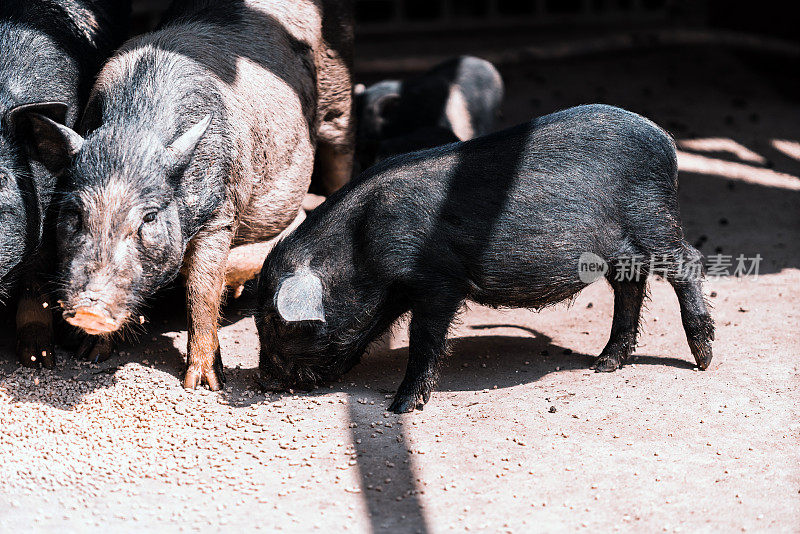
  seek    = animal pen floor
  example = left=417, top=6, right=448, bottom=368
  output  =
left=1, top=45, right=798, bottom=532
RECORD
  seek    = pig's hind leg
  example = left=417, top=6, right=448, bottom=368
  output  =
left=592, top=277, right=647, bottom=372
left=314, top=141, right=354, bottom=194
left=667, top=246, right=714, bottom=370
left=390, top=298, right=463, bottom=413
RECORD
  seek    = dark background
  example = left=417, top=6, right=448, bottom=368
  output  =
left=128, top=0, right=800, bottom=97
left=129, top=0, right=798, bottom=42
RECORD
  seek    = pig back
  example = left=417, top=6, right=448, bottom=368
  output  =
left=155, top=1, right=325, bottom=243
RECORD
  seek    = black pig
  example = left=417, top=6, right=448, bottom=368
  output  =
left=256, top=104, right=715, bottom=413
left=19, top=0, right=354, bottom=390
left=355, top=55, right=503, bottom=170
left=0, top=0, right=129, bottom=367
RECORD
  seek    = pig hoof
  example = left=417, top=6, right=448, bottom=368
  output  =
left=183, top=365, right=224, bottom=391
left=257, top=376, right=287, bottom=392
left=389, top=394, right=426, bottom=414
left=689, top=339, right=713, bottom=370
left=16, top=324, right=55, bottom=369
left=77, top=336, right=114, bottom=364
left=592, top=354, right=621, bottom=373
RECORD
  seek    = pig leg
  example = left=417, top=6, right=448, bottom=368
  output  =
left=390, top=299, right=462, bottom=413
left=16, top=284, right=54, bottom=369
left=593, top=278, right=647, bottom=372
left=76, top=335, right=114, bottom=364
left=182, top=228, right=232, bottom=391
left=669, top=278, right=714, bottom=370
left=315, top=141, right=354, bottom=194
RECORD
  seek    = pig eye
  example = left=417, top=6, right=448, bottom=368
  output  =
left=63, top=208, right=82, bottom=230
left=142, top=211, right=158, bottom=224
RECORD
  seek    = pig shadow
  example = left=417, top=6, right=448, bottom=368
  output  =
left=230, top=323, right=695, bottom=411
left=211, top=312, right=697, bottom=412
left=342, top=329, right=694, bottom=399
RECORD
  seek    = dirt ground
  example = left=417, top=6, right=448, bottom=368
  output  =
left=1, top=45, right=798, bottom=532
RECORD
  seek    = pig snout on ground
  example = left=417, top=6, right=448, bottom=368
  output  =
left=59, top=270, right=137, bottom=337
left=18, top=0, right=353, bottom=390
left=257, top=104, right=714, bottom=414
left=355, top=55, right=504, bottom=170
left=0, top=0, right=130, bottom=368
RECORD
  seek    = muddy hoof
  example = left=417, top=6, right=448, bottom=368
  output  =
left=389, top=395, right=422, bottom=414
left=389, top=388, right=430, bottom=413
left=257, top=376, right=288, bottom=392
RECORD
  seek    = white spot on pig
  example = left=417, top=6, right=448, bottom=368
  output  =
left=445, top=86, right=474, bottom=141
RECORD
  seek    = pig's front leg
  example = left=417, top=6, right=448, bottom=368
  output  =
left=182, top=226, right=234, bottom=391
left=76, top=335, right=114, bottom=364
left=16, top=283, right=54, bottom=369
left=390, top=299, right=463, bottom=413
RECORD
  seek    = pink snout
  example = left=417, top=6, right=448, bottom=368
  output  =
left=62, top=305, right=129, bottom=336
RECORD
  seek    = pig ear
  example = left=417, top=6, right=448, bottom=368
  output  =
left=6, top=101, right=69, bottom=129
left=165, top=114, right=212, bottom=174
left=275, top=271, right=326, bottom=323
left=7, top=103, right=83, bottom=174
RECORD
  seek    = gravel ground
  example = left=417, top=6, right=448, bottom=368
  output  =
left=1, top=46, right=798, bottom=532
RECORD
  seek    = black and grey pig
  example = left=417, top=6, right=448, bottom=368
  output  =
left=256, top=104, right=715, bottom=413
left=17, top=0, right=354, bottom=389
left=0, top=0, right=129, bottom=367
left=354, top=55, right=503, bottom=170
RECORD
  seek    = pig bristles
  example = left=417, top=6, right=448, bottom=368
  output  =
left=0, top=263, right=25, bottom=303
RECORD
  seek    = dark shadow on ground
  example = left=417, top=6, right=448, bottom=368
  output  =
left=346, top=331, right=696, bottom=395
left=347, top=398, right=428, bottom=534
left=675, top=171, right=800, bottom=275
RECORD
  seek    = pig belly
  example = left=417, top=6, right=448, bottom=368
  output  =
left=232, top=124, right=315, bottom=246
left=464, top=250, right=590, bottom=310
left=226, top=149, right=314, bottom=290
left=470, top=279, right=587, bottom=310
left=234, top=190, right=305, bottom=245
